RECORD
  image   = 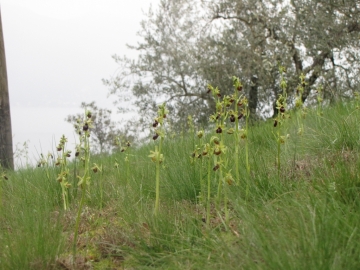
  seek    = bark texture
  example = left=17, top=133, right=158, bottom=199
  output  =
left=249, top=75, right=259, bottom=117
left=0, top=9, right=14, bottom=170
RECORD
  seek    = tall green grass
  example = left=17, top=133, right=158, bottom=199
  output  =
left=1, top=100, right=360, bottom=269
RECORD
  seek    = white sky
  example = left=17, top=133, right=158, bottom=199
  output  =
left=1, top=0, right=158, bottom=167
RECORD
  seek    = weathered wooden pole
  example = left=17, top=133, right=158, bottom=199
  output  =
left=0, top=7, right=14, bottom=170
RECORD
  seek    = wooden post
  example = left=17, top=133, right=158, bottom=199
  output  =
left=0, top=8, right=14, bottom=170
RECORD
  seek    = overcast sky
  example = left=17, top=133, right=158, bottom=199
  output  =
left=1, top=0, right=158, bottom=167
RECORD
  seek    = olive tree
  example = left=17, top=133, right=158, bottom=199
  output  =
left=103, top=0, right=231, bottom=129
left=207, top=0, right=360, bottom=113
left=105, top=0, right=360, bottom=126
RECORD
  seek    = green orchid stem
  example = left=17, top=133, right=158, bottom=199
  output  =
left=73, top=132, right=90, bottom=262
left=45, top=161, right=50, bottom=181
left=199, top=158, right=203, bottom=204
left=277, top=136, right=281, bottom=177
left=154, top=137, right=163, bottom=215
left=61, top=184, right=68, bottom=211
left=199, top=136, right=204, bottom=205
left=296, top=110, right=304, bottom=156
left=60, top=147, right=68, bottom=211
left=244, top=107, right=251, bottom=201
left=206, top=155, right=212, bottom=227
left=277, top=126, right=281, bottom=179
left=234, top=92, right=240, bottom=185
left=245, top=108, right=250, bottom=174
left=154, top=149, right=160, bottom=215
left=224, top=182, right=229, bottom=227
left=234, top=131, right=240, bottom=184
left=126, top=155, right=130, bottom=185
left=277, top=65, right=287, bottom=180
left=99, top=169, right=103, bottom=211
left=73, top=182, right=86, bottom=260
left=216, top=162, right=223, bottom=210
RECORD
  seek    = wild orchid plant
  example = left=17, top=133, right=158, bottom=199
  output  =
left=114, top=159, right=120, bottom=180
left=73, top=109, right=92, bottom=260
left=294, top=73, right=308, bottom=157
left=115, top=137, right=131, bottom=184
left=295, top=73, right=307, bottom=136
left=191, top=129, right=205, bottom=204
left=273, top=65, right=290, bottom=178
left=91, top=162, right=103, bottom=209
left=207, top=84, right=232, bottom=226
left=239, top=96, right=250, bottom=174
left=234, top=95, right=251, bottom=199
left=197, top=130, right=206, bottom=204
left=202, top=142, right=213, bottom=227
left=207, top=85, right=226, bottom=205
left=149, top=103, right=168, bottom=215
left=230, top=76, right=243, bottom=183
left=55, top=135, right=71, bottom=211
left=189, top=115, right=207, bottom=199
left=37, top=153, right=54, bottom=181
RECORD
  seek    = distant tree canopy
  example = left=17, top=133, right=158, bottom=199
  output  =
left=104, top=0, right=360, bottom=129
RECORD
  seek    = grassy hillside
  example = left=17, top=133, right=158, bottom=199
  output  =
left=1, top=100, right=360, bottom=269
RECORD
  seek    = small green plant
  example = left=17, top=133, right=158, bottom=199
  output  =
left=294, top=73, right=308, bottom=157
left=238, top=96, right=250, bottom=169
left=237, top=95, right=251, bottom=198
left=191, top=130, right=205, bottom=204
left=55, top=135, right=71, bottom=211
left=149, top=103, right=168, bottom=215
left=202, top=142, right=213, bottom=227
left=208, top=87, right=224, bottom=196
left=114, top=159, right=120, bottom=180
left=295, top=73, right=306, bottom=132
left=91, top=163, right=103, bottom=210
left=196, top=130, right=205, bottom=203
left=13, top=140, right=30, bottom=168
left=37, top=153, right=54, bottom=181
left=207, top=84, right=231, bottom=226
left=73, top=109, right=93, bottom=261
left=213, top=138, right=226, bottom=201
left=115, top=137, right=132, bottom=184
left=273, top=65, right=289, bottom=178
left=231, top=76, right=243, bottom=184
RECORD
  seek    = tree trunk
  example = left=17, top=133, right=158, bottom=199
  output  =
left=249, top=75, right=258, bottom=119
left=0, top=9, right=14, bottom=170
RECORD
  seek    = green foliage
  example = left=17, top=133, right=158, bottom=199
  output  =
left=72, top=108, right=93, bottom=261
left=149, top=103, right=168, bottom=215
left=105, top=0, right=360, bottom=129
left=54, top=135, right=71, bottom=210
left=2, top=99, right=360, bottom=269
